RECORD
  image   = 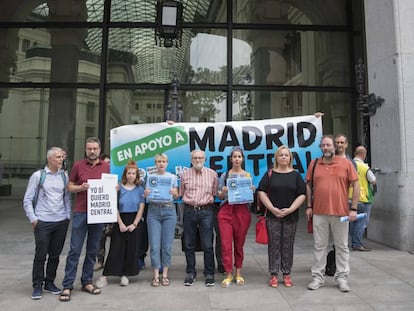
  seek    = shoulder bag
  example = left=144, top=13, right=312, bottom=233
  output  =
left=255, top=170, right=272, bottom=244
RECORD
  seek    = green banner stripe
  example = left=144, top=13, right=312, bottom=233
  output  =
left=111, top=126, right=188, bottom=166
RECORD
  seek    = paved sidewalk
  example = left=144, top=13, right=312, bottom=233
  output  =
left=1, top=180, right=413, bottom=310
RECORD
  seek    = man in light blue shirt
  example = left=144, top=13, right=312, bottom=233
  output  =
left=23, top=147, right=71, bottom=300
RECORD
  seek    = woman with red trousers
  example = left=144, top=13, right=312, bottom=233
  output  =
left=217, top=147, right=254, bottom=288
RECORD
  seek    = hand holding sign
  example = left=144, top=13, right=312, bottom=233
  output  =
left=227, top=177, right=254, bottom=204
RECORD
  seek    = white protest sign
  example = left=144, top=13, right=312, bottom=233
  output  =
left=87, top=177, right=117, bottom=224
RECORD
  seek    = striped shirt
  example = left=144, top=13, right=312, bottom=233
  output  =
left=180, top=166, right=218, bottom=206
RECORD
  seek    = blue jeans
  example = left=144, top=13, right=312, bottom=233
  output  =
left=62, top=212, right=103, bottom=289
left=349, top=202, right=370, bottom=247
left=147, top=204, right=177, bottom=269
left=33, top=219, right=69, bottom=287
left=365, top=204, right=372, bottom=228
left=183, top=205, right=215, bottom=276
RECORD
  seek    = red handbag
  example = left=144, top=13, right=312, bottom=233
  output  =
left=255, top=170, right=272, bottom=244
left=307, top=217, right=313, bottom=233
left=255, top=212, right=268, bottom=244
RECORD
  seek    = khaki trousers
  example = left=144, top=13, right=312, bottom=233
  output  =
left=311, top=215, right=350, bottom=282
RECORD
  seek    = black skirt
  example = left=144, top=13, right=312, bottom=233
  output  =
left=103, top=212, right=145, bottom=276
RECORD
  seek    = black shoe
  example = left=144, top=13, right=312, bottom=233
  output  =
left=184, top=273, right=196, bottom=286
left=217, top=265, right=225, bottom=274
left=205, top=275, right=215, bottom=287
left=31, top=285, right=43, bottom=300
left=44, top=282, right=62, bottom=295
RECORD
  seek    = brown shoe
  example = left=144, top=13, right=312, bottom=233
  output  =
left=352, top=245, right=371, bottom=251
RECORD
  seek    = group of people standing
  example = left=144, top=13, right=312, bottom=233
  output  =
left=23, top=132, right=376, bottom=301
left=23, top=137, right=110, bottom=301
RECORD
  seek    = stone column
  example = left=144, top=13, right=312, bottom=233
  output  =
left=365, top=0, right=414, bottom=250
left=46, top=0, right=87, bottom=166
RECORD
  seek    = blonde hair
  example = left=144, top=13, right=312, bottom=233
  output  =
left=273, top=145, right=293, bottom=169
left=155, top=153, right=168, bottom=162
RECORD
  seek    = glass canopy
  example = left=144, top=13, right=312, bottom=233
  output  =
left=32, top=0, right=222, bottom=84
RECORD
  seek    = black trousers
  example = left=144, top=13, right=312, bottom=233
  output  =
left=213, top=206, right=223, bottom=269
left=97, top=225, right=111, bottom=264
left=32, top=219, right=69, bottom=287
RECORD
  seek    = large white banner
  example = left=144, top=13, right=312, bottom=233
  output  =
left=110, top=115, right=323, bottom=187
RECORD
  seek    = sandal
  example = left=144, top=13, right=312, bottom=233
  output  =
left=81, top=283, right=101, bottom=295
left=161, top=277, right=170, bottom=286
left=59, top=288, right=71, bottom=302
left=151, top=277, right=160, bottom=287
left=235, top=275, right=245, bottom=286
left=221, top=276, right=233, bottom=288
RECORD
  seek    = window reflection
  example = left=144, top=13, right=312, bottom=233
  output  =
left=233, top=0, right=347, bottom=25
left=0, top=0, right=360, bottom=182
left=232, top=91, right=351, bottom=136
left=233, top=30, right=350, bottom=87
left=189, top=31, right=227, bottom=84
left=183, top=91, right=226, bottom=122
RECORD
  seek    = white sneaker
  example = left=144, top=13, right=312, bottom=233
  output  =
left=337, top=280, right=350, bottom=292
left=308, top=279, right=324, bottom=290
left=120, top=275, right=129, bottom=286
left=95, top=276, right=108, bottom=288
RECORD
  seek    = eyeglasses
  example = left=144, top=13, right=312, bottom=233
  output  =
left=192, top=157, right=205, bottom=160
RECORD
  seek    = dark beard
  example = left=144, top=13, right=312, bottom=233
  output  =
left=87, top=154, right=98, bottom=162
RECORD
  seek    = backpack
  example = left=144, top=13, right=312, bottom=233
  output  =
left=32, top=169, right=67, bottom=209
left=325, top=245, right=336, bottom=276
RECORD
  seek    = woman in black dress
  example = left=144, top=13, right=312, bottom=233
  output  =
left=257, top=145, right=306, bottom=288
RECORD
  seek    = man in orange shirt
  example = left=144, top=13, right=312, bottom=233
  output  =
left=305, top=135, right=359, bottom=292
